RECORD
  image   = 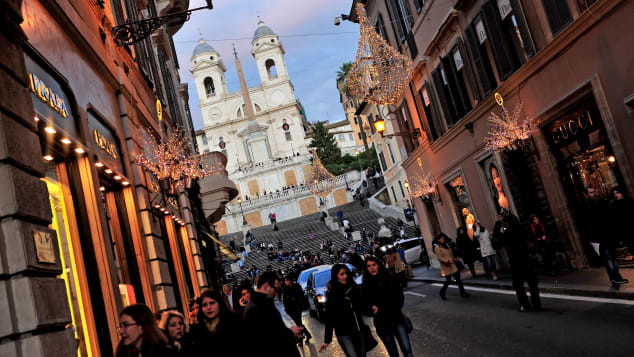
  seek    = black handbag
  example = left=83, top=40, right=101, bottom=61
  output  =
left=361, top=324, right=378, bottom=351
left=455, top=259, right=465, bottom=272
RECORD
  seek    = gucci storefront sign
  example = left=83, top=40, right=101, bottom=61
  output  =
left=549, top=110, right=595, bottom=145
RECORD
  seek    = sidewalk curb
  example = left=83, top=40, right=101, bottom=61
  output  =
left=410, top=277, right=634, bottom=300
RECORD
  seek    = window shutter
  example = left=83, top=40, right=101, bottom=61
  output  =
left=541, top=0, right=573, bottom=36
left=386, top=0, right=405, bottom=41
left=510, top=0, right=536, bottom=58
left=406, top=32, right=418, bottom=59
left=431, top=67, right=455, bottom=127
left=456, top=37, right=481, bottom=102
left=465, top=25, right=494, bottom=97
left=482, top=0, right=517, bottom=80
left=412, top=85, right=430, bottom=141
left=425, top=81, right=445, bottom=138
left=442, top=55, right=470, bottom=121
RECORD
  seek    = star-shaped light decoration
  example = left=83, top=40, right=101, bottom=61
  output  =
left=135, top=127, right=222, bottom=187
left=484, top=93, right=534, bottom=151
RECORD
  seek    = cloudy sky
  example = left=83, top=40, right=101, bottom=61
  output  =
left=173, top=0, right=360, bottom=130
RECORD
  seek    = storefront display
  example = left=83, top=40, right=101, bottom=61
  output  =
left=544, top=96, right=629, bottom=261
left=479, top=155, right=511, bottom=214
left=445, top=174, right=476, bottom=234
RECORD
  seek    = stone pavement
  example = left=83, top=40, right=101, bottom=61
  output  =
left=411, top=265, right=634, bottom=299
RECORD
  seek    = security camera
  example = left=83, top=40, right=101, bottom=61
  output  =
left=334, top=17, right=341, bottom=26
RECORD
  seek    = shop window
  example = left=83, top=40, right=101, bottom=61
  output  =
left=479, top=155, right=512, bottom=214
left=445, top=174, right=477, bottom=234
left=204, top=77, right=215, bottom=97
left=265, top=59, right=278, bottom=80
left=541, top=0, right=573, bottom=36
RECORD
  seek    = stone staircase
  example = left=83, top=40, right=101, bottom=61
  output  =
left=218, top=200, right=418, bottom=282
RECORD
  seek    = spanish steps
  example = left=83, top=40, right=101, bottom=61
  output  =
left=217, top=200, right=418, bottom=282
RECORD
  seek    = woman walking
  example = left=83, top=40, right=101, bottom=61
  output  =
left=190, top=290, right=243, bottom=356
left=319, top=264, right=371, bottom=357
left=158, top=310, right=194, bottom=355
left=474, top=222, right=498, bottom=280
left=433, top=233, right=470, bottom=300
left=115, top=304, right=172, bottom=357
left=362, top=256, right=414, bottom=357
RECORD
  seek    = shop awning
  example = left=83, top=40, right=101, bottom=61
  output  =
left=203, top=231, right=239, bottom=261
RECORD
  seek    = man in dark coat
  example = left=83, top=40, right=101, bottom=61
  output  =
left=282, top=275, right=312, bottom=342
left=498, top=208, right=541, bottom=312
left=244, top=272, right=303, bottom=357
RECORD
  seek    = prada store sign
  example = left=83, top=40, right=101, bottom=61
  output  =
left=25, top=55, right=78, bottom=139
left=88, top=112, right=123, bottom=173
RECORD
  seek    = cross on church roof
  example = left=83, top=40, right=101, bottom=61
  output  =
left=232, top=43, right=238, bottom=58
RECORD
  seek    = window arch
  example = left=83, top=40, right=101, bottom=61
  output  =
left=254, top=103, right=262, bottom=113
left=204, top=77, right=215, bottom=97
left=265, top=59, right=278, bottom=80
left=236, top=103, right=262, bottom=118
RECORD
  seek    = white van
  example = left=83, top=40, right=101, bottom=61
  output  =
left=380, top=237, right=429, bottom=265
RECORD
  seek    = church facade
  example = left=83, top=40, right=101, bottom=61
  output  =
left=192, top=21, right=355, bottom=234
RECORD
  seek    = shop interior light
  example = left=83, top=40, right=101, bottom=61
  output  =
left=44, top=126, right=57, bottom=134
left=104, top=168, right=113, bottom=174
left=95, top=162, right=104, bottom=167
left=172, top=215, right=176, bottom=219
left=60, top=138, right=72, bottom=145
left=43, top=155, right=54, bottom=161
left=608, top=155, right=616, bottom=163
left=113, top=175, right=122, bottom=180
left=99, top=186, right=106, bottom=191
left=163, top=210, right=170, bottom=215
left=122, top=181, right=130, bottom=186
left=154, top=204, right=161, bottom=209
left=74, top=147, right=85, bottom=154
left=34, top=116, right=40, bottom=122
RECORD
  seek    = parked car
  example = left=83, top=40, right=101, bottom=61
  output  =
left=380, top=237, right=429, bottom=266
left=304, top=264, right=362, bottom=321
left=297, top=266, right=321, bottom=291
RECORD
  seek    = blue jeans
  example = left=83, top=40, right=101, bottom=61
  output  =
left=376, top=320, right=413, bottom=357
left=483, top=255, right=497, bottom=273
left=337, top=335, right=366, bottom=357
left=600, top=244, right=623, bottom=282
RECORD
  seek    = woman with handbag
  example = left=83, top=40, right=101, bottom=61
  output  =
left=433, top=233, right=471, bottom=300
left=362, top=256, right=414, bottom=357
left=319, top=264, right=376, bottom=357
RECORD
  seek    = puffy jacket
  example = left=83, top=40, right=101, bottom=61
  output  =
left=324, top=283, right=365, bottom=344
left=362, top=273, right=404, bottom=329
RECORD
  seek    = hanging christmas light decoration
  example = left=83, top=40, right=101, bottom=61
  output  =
left=346, top=2, right=414, bottom=106
left=306, top=150, right=336, bottom=198
left=409, top=172, right=437, bottom=199
left=484, top=93, right=534, bottom=151
left=135, top=127, right=222, bottom=187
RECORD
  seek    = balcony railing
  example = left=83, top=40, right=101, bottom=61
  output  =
left=231, top=154, right=310, bottom=178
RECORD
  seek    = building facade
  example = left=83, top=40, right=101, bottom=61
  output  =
left=0, top=0, right=236, bottom=356
left=193, top=21, right=356, bottom=235
left=349, top=0, right=634, bottom=270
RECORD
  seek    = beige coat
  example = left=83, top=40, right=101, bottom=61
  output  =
left=385, top=252, right=406, bottom=274
left=433, top=244, right=458, bottom=277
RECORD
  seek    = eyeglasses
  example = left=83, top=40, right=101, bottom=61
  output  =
left=119, top=322, right=138, bottom=329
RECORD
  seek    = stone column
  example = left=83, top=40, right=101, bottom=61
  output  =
left=0, top=1, right=74, bottom=355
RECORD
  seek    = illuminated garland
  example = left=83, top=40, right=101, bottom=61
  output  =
left=135, top=127, right=222, bottom=186
left=346, top=3, right=414, bottom=106
left=409, top=172, right=437, bottom=199
left=306, top=150, right=336, bottom=198
left=484, top=94, right=533, bottom=151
